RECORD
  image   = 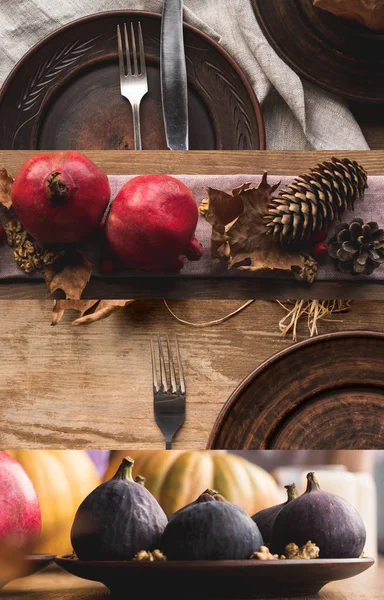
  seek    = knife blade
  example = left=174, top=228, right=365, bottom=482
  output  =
left=160, top=0, right=189, bottom=150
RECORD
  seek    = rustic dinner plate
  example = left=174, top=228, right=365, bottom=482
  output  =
left=207, top=331, right=384, bottom=450
left=55, top=555, right=373, bottom=598
left=251, top=0, right=384, bottom=103
left=0, top=11, right=265, bottom=150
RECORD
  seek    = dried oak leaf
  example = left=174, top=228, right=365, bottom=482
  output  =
left=44, top=251, right=92, bottom=300
left=52, top=299, right=135, bottom=326
left=0, top=166, right=13, bottom=209
left=202, top=173, right=306, bottom=275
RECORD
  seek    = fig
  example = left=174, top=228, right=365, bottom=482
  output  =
left=71, top=456, right=167, bottom=561
left=160, top=491, right=263, bottom=560
left=251, top=483, right=298, bottom=548
left=0, top=451, right=41, bottom=550
left=270, top=472, right=366, bottom=558
left=105, top=174, right=203, bottom=271
left=11, top=151, right=110, bottom=243
left=168, top=489, right=229, bottom=521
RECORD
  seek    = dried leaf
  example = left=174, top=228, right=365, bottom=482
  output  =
left=44, top=251, right=92, bottom=300
left=51, top=300, right=99, bottom=325
left=203, top=173, right=306, bottom=276
left=0, top=166, right=13, bottom=209
left=313, top=0, right=384, bottom=30
left=51, top=299, right=135, bottom=326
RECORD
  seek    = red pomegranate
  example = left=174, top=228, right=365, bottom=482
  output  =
left=11, top=151, right=110, bottom=244
left=105, top=175, right=203, bottom=271
left=0, top=452, right=41, bottom=550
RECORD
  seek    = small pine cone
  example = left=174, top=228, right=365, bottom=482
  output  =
left=265, top=157, right=367, bottom=244
left=292, top=255, right=318, bottom=284
left=329, top=218, right=384, bottom=276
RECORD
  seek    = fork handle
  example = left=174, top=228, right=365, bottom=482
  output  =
left=132, top=102, right=142, bottom=150
left=165, top=439, right=172, bottom=450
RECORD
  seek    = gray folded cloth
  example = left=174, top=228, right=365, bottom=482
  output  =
left=0, top=0, right=369, bottom=150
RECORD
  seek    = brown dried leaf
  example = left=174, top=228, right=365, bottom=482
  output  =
left=0, top=166, right=13, bottom=209
left=313, top=0, right=384, bottom=30
left=204, top=173, right=306, bottom=275
left=51, top=300, right=99, bottom=325
left=51, top=299, right=135, bottom=326
left=44, top=251, right=92, bottom=300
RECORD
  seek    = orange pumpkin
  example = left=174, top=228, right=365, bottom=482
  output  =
left=6, top=450, right=100, bottom=555
left=104, top=451, right=284, bottom=516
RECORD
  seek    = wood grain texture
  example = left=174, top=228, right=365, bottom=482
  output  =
left=1, top=150, right=384, bottom=175
left=0, top=299, right=383, bottom=449
left=208, top=332, right=384, bottom=449
left=1, top=150, right=384, bottom=299
left=1, top=558, right=383, bottom=600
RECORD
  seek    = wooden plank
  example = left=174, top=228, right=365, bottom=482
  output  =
left=1, top=150, right=384, bottom=175
left=0, top=299, right=381, bottom=449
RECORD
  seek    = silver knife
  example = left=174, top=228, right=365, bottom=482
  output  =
left=160, top=0, right=189, bottom=150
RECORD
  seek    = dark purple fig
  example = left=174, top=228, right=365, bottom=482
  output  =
left=251, top=483, right=298, bottom=548
left=168, top=489, right=229, bottom=522
left=160, top=491, right=263, bottom=560
left=71, top=456, right=167, bottom=561
left=270, top=472, right=366, bottom=558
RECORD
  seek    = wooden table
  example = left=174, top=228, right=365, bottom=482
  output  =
left=0, top=298, right=382, bottom=449
left=1, top=150, right=384, bottom=300
left=2, top=557, right=383, bottom=599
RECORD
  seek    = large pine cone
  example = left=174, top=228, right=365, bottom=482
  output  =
left=264, top=157, right=368, bottom=244
left=328, top=218, right=384, bottom=275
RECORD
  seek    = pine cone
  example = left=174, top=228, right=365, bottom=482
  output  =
left=264, top=157, right=367, bottom=244
left=329, top=218, right=384, bottom=275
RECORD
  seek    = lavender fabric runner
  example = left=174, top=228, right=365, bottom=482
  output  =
left=0, top=173, right=383, bottom=282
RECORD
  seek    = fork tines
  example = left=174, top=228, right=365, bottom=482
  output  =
left=117, top=21, right=146, bottom=78
left=151, top=335, right=185, bottom=395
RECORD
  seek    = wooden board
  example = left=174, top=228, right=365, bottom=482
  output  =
left=1, top=150, right=384, bottom=300
left=0, top=299, right=382, bottom=449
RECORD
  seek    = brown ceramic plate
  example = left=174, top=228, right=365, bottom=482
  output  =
left=207, top=331, right=384, bottom=450
left=55, top=555, right=373, bottom=598
left=0, top=11, right=265, bottom=150
left=251, top=0, right=384, bottom=103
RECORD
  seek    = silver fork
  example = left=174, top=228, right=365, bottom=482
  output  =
left=151, top=335, right=186, bottom=449
left=117, top=22, right=148, bottom=150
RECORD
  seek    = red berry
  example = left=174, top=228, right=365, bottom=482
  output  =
left=99, top=258, right=115, bottom=275
left=313, top=242, right=329, bottom=258
left=0, top=225, right=4, bottom=243
left=312, top=231, right=328, bottom=242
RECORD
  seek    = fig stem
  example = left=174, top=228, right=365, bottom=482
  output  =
left=47, top=171, right=69, bottom=206
left=284, top=483, right=299, bottom=502
left=305, top=472, right=321, bottom=492
left=113, top=456, right=135, bottom=481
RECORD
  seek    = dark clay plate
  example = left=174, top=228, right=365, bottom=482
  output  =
left=251, top=0, right=384, bottom=103
left=55, top=555, right=374, bottom=598
left=0, top=11, right=265, bottom=150
left=207, top=331, right=384, bottom=450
